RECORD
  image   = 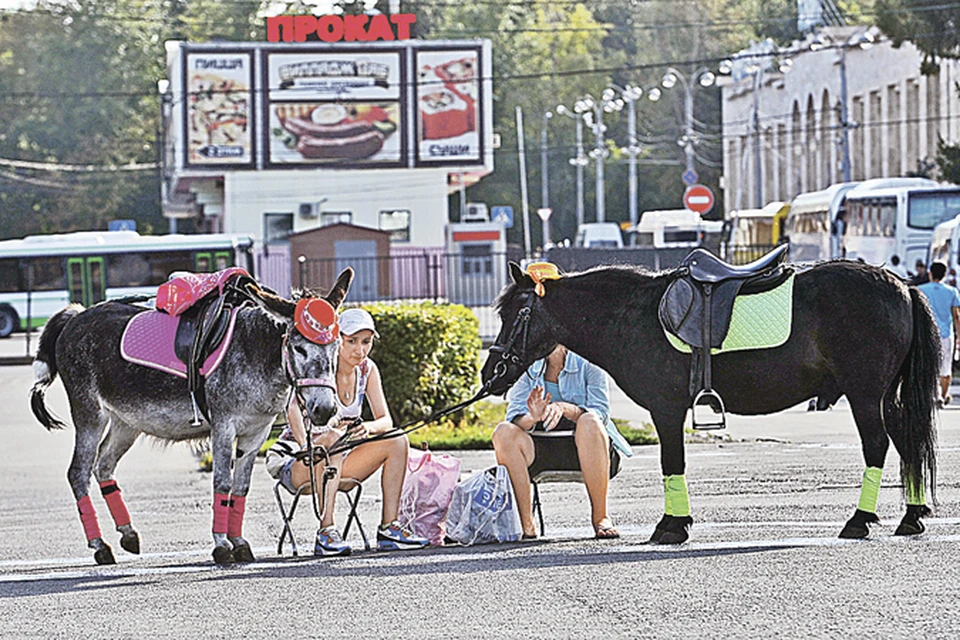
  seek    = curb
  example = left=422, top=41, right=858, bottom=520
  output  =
left=0, top=357, right=33, bottom=366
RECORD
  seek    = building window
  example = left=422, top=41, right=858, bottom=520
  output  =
left=379, top=209, right=411, bottom=242
left=461, top=243, right=493, bottom=275
left=264, top=212, right=293, bottom=243
left=321, top=211, right=352, bottom=226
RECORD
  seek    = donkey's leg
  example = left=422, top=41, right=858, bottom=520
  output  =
left=210, top=422, right=238, bottom=565
left=840, top=396, right=890, bottom=539
left=650, top=406, right=694, bottom=545
left=94, top=421, right=141, bottom=555
left=226, top=423, right=272, bottom=563
left=67, top=413, right=114, bottom=565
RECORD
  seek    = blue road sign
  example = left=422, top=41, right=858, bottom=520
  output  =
left=682, top=169, right=698, bottom=186
left=491, top=205, right=514, bottom=229
left=108, top=219, right=137, bottom=231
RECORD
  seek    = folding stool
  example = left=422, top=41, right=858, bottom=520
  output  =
left=274, top=476, right=370, bottom=556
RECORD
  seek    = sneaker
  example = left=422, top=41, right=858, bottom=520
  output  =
left=314, top=526, right=351, bottom=557
left=377, top=521, right=429, bottom=551
left=945, top=395, right=953, bottom=406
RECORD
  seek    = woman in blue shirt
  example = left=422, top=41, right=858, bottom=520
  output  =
left=491, top=344, right=632, bottom=539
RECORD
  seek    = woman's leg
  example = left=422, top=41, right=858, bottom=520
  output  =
left=341, top=435, right=409, bottom=525
left=289, top=455, right=341, bottom=529
left=573, top=413, right=612, bottom=529
left=492, top=422, right=536, bottom=537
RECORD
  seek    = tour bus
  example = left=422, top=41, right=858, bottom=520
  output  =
left=725, top=201, right=789, bottom=264
left=632, top=209, right=707, bottom=249
left=840, top=180, right=960, bottom=277
left=783, top=182, right=859, bottom=262
left=0, top=231, right=255, bottom=338
left=927, top=214, right=960, bottom=286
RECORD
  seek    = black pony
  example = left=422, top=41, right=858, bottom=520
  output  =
left=482, top=260, right=939, bottom=543
left=30, top=270, right=353, bottom=565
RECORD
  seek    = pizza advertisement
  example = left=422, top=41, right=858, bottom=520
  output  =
left=184, top=52, right=254, bottom=167
left=415, top=48, right=482, bottom=165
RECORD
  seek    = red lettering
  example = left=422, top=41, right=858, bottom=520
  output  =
left=267, top=16, right=294, bottom=43
left=342, top=14, right=370, bottom=42
left=317, top=15, right=344, bottom=42
left=390, top=14, right=416, bottom=40
left=365, top=14, right=393, bottom=41
left=293, top=15, right=317, bottom=42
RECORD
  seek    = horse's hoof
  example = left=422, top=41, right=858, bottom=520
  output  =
left=212, top=545, right=234, bottom=565
left=839, top=508, right=878, bottom=539
left=894, top=504, right=931, bottom=536
left=231, top=541, right=255, bottom=563
left=120, top=530, right=140, bottom=555
left=646, top=514, right=671, bottom=544
left=656, top=515, right=693, bottom=545
left=658, top=529, right=689, bottom=545
left=94, top=545, right=117, bottom=565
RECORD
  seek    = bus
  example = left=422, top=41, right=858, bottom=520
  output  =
left=927, top=214, right=960, bottom=286
left=783, top=182, right=859, bottom=262
left=0, top=231, right=255, bottom=338
left=632, top=209, right=707, bottom=249
left=841, top=181, right=960, bottom=277
left=725, top=201, right=789, bottom=264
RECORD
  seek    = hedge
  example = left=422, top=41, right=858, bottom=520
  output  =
left=358, top=301, right=483, bottom=427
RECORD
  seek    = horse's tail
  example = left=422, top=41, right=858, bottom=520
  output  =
left=885, top=288, right=939, bottom=504
left=30, top=304, right=83, bottom=431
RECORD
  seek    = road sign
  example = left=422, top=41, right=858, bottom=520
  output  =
left=536, top=207, right=552, bottom=222
left=108, top=219, right=137, bottom=231
left=682, top=169, right=698, bottom=186
left=683, top=184, right=715, bottom=215
left=492, top=205, right=514, bottom=228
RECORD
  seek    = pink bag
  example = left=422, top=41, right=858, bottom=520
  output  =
left=399, top=448, right=462, bottom=545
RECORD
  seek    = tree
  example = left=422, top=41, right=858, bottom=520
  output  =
left=875, top=0, right=960, bottom=74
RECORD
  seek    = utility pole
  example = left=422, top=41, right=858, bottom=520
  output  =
left=517, top=106, right=532, bottom=259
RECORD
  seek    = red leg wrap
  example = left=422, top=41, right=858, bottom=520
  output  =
left=77, top=495, right=102, bottom=542
left=99, top=480, right=131, bottom=528
left=227, top=495, right=246, bottom=539
left=213, top=493, right=230, bottom=535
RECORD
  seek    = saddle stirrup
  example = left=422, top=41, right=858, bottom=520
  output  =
left=692, top=388, right=726, bottom=431
left=189, top=392, right=203, bottom=427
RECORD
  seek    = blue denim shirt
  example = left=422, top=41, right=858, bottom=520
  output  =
left=505, top=351, right=633, bottom=457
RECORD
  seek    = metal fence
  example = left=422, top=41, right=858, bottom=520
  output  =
left=725, top=244, right=780, bottom=265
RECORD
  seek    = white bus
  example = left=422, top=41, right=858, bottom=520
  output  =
left=0, top=231, right=255, bottom=337
left=841, top=181, right=960, bottom=277
left=783, top=182, right=859, bottom=262
left=927, top=214, right=960, bottom=286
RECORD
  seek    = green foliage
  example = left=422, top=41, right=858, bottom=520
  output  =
left=361, top=301, right=483, bottom=427
left=876, top=0, right=959, bottom=73
left=936, top=137, right=960, bottom=185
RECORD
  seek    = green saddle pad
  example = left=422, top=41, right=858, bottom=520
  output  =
left=665, top=273, right=795, bottom=354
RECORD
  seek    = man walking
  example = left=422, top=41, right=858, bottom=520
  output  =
left=918, top=262, right=960, bottom=405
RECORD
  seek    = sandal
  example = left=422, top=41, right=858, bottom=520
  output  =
left=594, top=524, right=620, bottom=540
left=521, top=533, right=539, bottom=541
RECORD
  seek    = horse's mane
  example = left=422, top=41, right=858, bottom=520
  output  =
left=494, top=263, right=675, bottom=312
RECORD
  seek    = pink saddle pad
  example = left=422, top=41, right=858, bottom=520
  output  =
left=120, top=308, right=239, bottom=379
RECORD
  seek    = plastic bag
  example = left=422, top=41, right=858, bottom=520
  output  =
left=445, top=465, right=522, bottom=546
left=398, top=448, right=462, bottom=546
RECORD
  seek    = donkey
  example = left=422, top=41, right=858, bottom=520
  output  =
left=30, top=269, right=353, bottom=565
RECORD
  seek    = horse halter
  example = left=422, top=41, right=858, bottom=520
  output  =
left=487, top=297, right=534, bottom=385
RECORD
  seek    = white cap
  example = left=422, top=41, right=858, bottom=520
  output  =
left=339, top=308, right=379, bottom=338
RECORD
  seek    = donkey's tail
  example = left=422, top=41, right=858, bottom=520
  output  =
left=885, top=288, right=939, bottom=504
left=30, top=304, right=83, bottom=431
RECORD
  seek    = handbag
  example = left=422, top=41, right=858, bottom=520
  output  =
left=445, top=465, right=522, bottom=546
left=398, top=448, right=462, bottom=546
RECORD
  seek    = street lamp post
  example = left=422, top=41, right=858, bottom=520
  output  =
left=576, top=92, right=623, bottom=224
left=660, top=67, right=716, bottom=180
left=608, top=84, right=644, bottom=241
left=556, top=104, right=587, bottom=229
left=541, top=110, right=553, bottom=248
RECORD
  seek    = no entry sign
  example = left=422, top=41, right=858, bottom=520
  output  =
left=683, top=184, right=715, bottom=215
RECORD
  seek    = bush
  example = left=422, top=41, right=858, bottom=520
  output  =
left=361, top=301, right=483, bottom=427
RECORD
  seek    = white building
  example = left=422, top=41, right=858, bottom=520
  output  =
left=721, top=26, right=960, bottom=214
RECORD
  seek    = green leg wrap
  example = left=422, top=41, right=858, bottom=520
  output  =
left=664, top=475, right=690, bottom=517
left=905, top=474, right=926, bottom=506
left=857, top=466, right=883, bottom=513
left=663, top=476, right=673, bottom=515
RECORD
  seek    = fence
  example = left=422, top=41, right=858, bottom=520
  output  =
left=298, top=251, right=509, bottom=341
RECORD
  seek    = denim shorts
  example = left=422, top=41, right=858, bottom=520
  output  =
left=278, top=458, right=298, bottom=494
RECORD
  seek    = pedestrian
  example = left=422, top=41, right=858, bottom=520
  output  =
left=918, top=262, right=960, bottom=405
left=909, top=259, right=931, bottom=286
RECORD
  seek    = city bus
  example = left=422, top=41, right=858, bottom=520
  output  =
left=841, top=181, right=960, bottom=277
left=0, top=231, right=255, bottom=338
left=782, top=182, right=859, bottom=262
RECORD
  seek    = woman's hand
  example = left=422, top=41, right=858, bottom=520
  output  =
left=526, top=385, right=552, bottom=422
left=540, top=402, right=564, bottom=431
left=341, top=417, right=369, bottom=441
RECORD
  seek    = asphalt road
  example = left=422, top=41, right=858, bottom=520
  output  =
left=2, top=334, right=960, bottom=638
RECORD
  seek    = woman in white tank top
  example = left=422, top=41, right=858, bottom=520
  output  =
left=280, top=308, right=428, bottom=556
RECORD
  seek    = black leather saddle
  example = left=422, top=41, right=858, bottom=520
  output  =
left=659, top=245, right=791, bottom=430
left=172, top=273, right=257, bottom=425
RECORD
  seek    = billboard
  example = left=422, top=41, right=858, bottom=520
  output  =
left=173, top=40, right=491, bottom=172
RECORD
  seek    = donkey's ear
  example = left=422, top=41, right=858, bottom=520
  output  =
left=326, top=268, right=354, bottom=309
left=509, top=262, right=532, bottom=287
left=245, top=282, right=296, bottom=319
